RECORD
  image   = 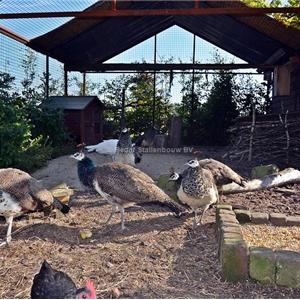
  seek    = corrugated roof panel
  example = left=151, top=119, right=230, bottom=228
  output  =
left=0, top=0, right=100, bottom=39
left=27, top=0, right=300, bottom=69
left=46, top=96, right=101, bottom=110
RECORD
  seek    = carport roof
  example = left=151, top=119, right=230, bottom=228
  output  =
left=28, top=1, right=300, bottom=71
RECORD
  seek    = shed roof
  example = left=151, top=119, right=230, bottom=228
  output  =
left=28, top=1, right=300, bottom=70
left=46, top=96, right=103, bottom=110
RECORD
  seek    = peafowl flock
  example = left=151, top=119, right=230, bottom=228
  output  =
left=71, top=149, right=186, bottom=230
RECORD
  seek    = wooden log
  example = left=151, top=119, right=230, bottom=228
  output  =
left=220, top=168, right=300, bottom=195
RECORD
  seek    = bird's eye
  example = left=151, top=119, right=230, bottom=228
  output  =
left=82, top=294, right=87, bottom=299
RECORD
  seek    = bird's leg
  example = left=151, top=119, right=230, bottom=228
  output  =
left=118, top=206, right=127, bottom=231
left=192, top=210, right=198, bottom=229
left=103, top=203, right=117, bottom=225
left=200, top=204, right=210, bottom=224
left=0, top=216, right=13, bottom=247
left=6, top=216, right=13, bottom=244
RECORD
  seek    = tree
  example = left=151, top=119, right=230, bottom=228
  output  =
left=98, top=71, right=174, bottom=138
left=242, top=0, right=300, bottom=29
left=200, top=71, right=238, bottom=145
left=233, top=74, right=269, bottom=116
left=177, top=66, right=211, bottom=145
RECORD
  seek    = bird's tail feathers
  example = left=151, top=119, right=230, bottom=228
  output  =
left=52, top=198, right=70, bottom=214
left=146, top=199, right=187, bottom=217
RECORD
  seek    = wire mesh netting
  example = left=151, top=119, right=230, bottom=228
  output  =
left=0, top=0, right=99, bottom=39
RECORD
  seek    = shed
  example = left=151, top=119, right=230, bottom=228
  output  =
left=46, top=96, right=104, bottom=144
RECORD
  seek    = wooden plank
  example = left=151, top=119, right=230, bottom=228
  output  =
left=0, top=24, right=28, bottom=44
left=1, top=7, right=300, bottom=19
left=65, top=63, right=274, bottom=72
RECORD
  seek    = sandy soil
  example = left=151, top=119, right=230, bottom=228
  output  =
left=0, top=149, right=300, bottom=298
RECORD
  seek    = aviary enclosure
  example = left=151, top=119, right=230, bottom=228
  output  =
left=0, top=1, right=300, bottom=298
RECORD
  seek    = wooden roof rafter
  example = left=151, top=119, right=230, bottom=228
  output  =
left=0, top=24, right=29, bottom=45
left=65, top=63, right=275, bottom=72
left=1, top=7, right=300, bottom=19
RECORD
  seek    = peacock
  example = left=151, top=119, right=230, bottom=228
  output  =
left=169, top=159, right=219, bottom=228
left=71, top=149, right=186, bottom=230
left=0, top=168, right=70, bottom=246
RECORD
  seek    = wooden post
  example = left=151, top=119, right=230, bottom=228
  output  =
left=120, top=87, right=126, bottom=129
left=64, top=68, right=68, bottom=96
left=189, top=34, right=196, bottom=142
left=82, top=72, right=86, bottom=96
left=279, top=110, right=290, bottom=165
left=248, top=97, right=256, bottom=161
left=152, top=34, right=157, bottom=127
left=46, top=55, right=49, bottom=99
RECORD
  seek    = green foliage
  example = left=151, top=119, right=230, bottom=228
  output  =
left=176, top=51, right=267, bottom=146
left=242, top=0, right=300, bottom=29
left=99, top=71, right=174, bottom=138
left=0, top=99, right=52, bottom=172
left=0, top=52, right=70, bottom=171
left=200, top=71, right=238, bottom=145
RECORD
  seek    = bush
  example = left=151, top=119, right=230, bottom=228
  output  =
left=0, top=100, right=52, bottom=172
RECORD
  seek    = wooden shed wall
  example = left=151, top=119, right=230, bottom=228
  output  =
left=271, top=66, right=300, bottom=113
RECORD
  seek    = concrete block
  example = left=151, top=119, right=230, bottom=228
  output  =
left=251, top=164, right=279, bottom=179
left=286, top=216, right=300, bottom=226
left=234, top=209, right=251, bottom=223
left=221, top=240, right=249, bottom=282
left=156, top=174, right=179, bottom=201
left=249, top=247, right=276, bottom=284
left=251, top=212, right=269, bottom=224
left=276, top=250, right=300, bottom=288
left=269, top=213, right=287, bottom=226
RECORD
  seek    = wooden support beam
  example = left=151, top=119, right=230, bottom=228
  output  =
left=64, top=69, right=68, bottom=96
left=82, top=72, right=86, bottom=96
left=0, top=7, right=299, bottom=19
left=46, top=55, right=49, bottom=99
left=0, top=24, right=28, bottom=44
left=67, top=63, right=274, bottom=72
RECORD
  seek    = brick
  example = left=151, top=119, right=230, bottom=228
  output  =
left=218, top=214, right=239, bottom=231
left=251, top=212, right=269, bottom=224
left=221, top=240, right=249, bottom=282
left=219, top=214, right=239, bottom=223
left=218, top=225, right=242, bottom=253
left=215, top=204, right=233, bottom=224
left=249, top=247, right=276, bottom=284
left=276, top=250, right=300, bottom=288
left=216, top=204, right=233, bottom=211
left=219, top=232, right=245, bottom=262
left=234, top=209, right=251, bottom=223
left=269, top=213, right=287, bottom=226
left=286, top=216, right=300, bottom=226
left=219, top=209, right=235, bottom=216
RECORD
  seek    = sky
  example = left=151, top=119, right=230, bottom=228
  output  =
left=0, top=0, right=263, bottom=102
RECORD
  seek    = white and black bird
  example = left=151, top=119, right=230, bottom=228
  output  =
left=71, top=150, right=186, bottom=230
left=169, top=159, right=219, bottom=228
left=0, top=168, right=70, bottom=246
left=85, top=128, right=142, bottom=165
left=85, top=139, right=118, bottom=156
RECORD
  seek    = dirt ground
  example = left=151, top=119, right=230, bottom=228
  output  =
left=1, top=149, right=300, bottom=299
